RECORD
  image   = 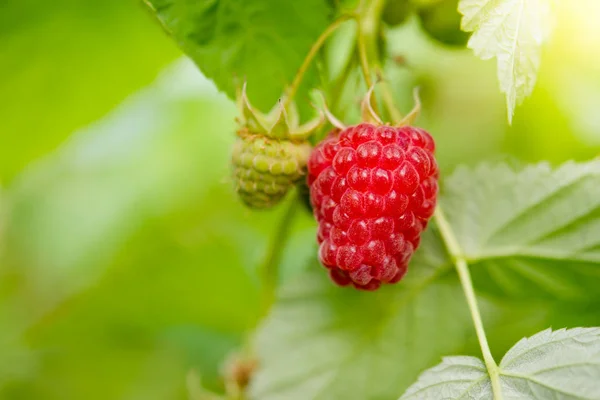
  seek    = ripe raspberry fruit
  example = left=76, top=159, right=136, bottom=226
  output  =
left=308, top=123, right=438, bottom=290
left=232, top=84, right=323, bottom=209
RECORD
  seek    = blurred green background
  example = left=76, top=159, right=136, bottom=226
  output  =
left=1, top=0, right=600, bottom=399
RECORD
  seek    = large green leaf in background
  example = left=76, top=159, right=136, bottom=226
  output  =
left=145, top=0, right=333, bottom=112
left=0, top=0, right=179, bottom=182
left=250, top=161, right=600, bottom=400
left=444, top=162, right=600, bottom=301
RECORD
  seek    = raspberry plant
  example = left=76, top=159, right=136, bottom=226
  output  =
left=146, top=0, right=600, bottom=399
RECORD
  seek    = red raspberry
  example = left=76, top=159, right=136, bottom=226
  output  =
left=308, top=123, right=438, bottom=290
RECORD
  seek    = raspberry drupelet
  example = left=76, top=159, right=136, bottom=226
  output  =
left=307, top=123, right=438, bottom=290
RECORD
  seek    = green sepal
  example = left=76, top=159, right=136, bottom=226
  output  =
left=238, top=83, right=270, bottom=134
left=237, top=83, right=324, bottom=140
left=289, top=115, right=327, bottom=141
left=269, top=101, right=291, bottom=139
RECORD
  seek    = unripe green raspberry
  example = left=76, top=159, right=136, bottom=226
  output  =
left=232, top=132, right=312, bottom=208
left=231, top=84, right=323, bottom=209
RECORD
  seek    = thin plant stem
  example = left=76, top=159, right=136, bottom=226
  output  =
left=356, top=0, right=386, bottom=114
left=375, top=66, right=403, bottom=123
left=434, top=207, right=503, bottom=399
left=329, top=45, right=358, bottom=116
left=259, top=198, right=299, bottom=315
left=357, top=23, right=375, bottom=89
left=284, top=15, right=354, bottom=109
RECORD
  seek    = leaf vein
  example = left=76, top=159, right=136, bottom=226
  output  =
left=500, top=371, right=599, bottom=400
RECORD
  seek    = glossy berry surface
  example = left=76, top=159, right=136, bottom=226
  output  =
left=307, top=123, right=439, bottom=290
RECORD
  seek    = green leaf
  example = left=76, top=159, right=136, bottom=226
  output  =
left=146, top=0, right=332, bottom=112
left=400, top=327, right=600, bottom=399
left=400, top=356, right=490, bottom=399
left=443, top=161, right=600, bottom=301
left=458, top=0, right=552, bottom=123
